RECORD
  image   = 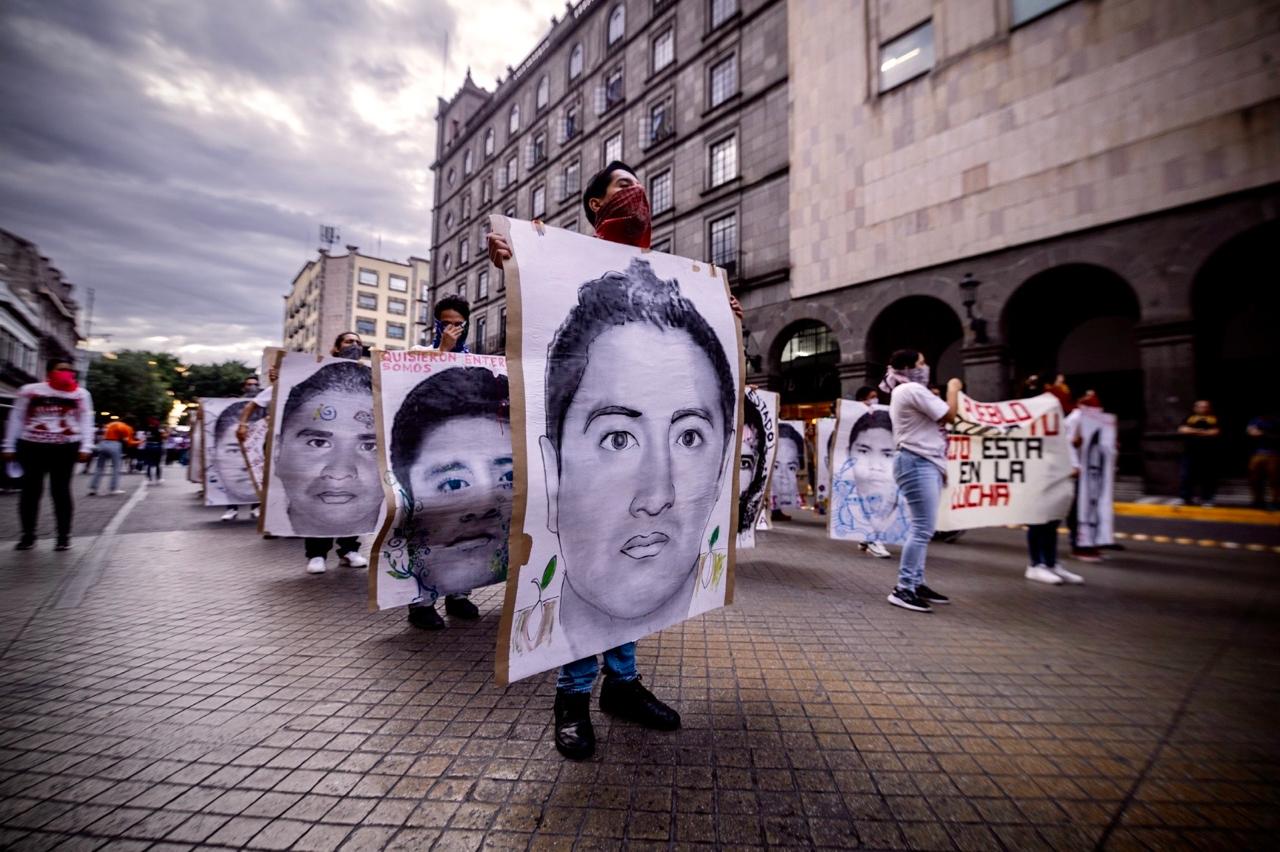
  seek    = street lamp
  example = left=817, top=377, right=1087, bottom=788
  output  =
left=959, top=273, right=989, bottom=344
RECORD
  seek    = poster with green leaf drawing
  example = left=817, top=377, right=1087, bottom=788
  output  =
left=368, top=349, right=512, bottom=611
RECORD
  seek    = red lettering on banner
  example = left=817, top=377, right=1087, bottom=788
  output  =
left=947, top=435, right=971, bottom=460
left=1030, top=411, right=1060, bottom=437
left=950, top=483, right=1011, bottom=509
left=962, top=399, right=1035, bottom=426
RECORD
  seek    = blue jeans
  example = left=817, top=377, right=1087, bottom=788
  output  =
left=895, top=450, right=943, bottom=591
left=90, top=440, right=123, bottom=492
left=556, top=642, right=638, bottom=694
left=1026, top=521, right=1059, bottom=567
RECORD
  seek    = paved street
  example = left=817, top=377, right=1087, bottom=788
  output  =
left=0, top=478, right=1278, bottom=851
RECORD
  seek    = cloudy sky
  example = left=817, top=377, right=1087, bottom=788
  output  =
left=0, top=0, right=563, bottom=365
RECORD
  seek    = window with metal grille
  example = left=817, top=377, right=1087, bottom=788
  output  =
left=709, top=136, right=737, bottom=187
left=532, top=185, right=546, bottom=219
left=710, top=0, right=737, bottom=29
left=709, top=55, right=737, bottom=107
left=648, top=98, right=673, bottom=145
left=650, top=168, right=672, bottom=214
left=709, top=213, right=737, bottom=267
left=653, top=28, right=674, bottom=72
left=562, top=159, right=581, bottom=199
left=604, top=132, right=622, bottom=164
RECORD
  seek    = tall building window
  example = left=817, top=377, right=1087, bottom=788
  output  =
left=456, top=281, right=466, bottom=298
left=532, top=130, right=547, bottom=165
left=357, top=292, right=377, bottom=310
left=562, top=217, right=579, bottom=232
left=443, top=253, right=452, bottom=273
left=356, top=317, right=377, bottom=336
left=459, top=239, right=469, bottom=265
left=709, top=213, right=737, bottom=267
left=509, top=103, right=521, bottom=136
left=602, top=67, right=623, bottom=112
left=648, top=97, right=673, bottom=145
left=562, top=159, right=581, bottom=198
left=389, top=274, right=408, bottom=292
left=650, top=168, right=673, bottom=214
left=484, top=128, right=495, bottom=157
left=532, top=184, right=546, bottom=218
left=651, top=236, right=672, bottom=253
left=564, top=104, right=580, bottom=140
left=709, top=55, right=738, bottom=107
left=387, top=297, right=407, bottom=315
left=482, top=177, right=493, bottom=204
left=461, top=193, right=471, bottom=220
left=709, top=136, right=737, bottom=187
left=1011, top=0, right=1074, bottom=26
left=478, top=269, right=489, bottom=299
left=475, top=315, right=487, bottom=350
left=506, top=155, right=518, bottom=187
left=879, top=21, right=935, bottom=92
left=358, top=268, right=378, bottom=287
left=536, top=75, right=550, bottom=110
left=604, top=131, right=622, bottom=165
left=463, top=148, right=473, bottom=175
left=499, top=307, right=507, bottom=345
left=652, top=28, right=674, bottom=72
left=710, top=0, right=737, bottom=29
left=607, top=5, right=625, bottom=46
left=386, top=322, right=406, bottom=340
left=569, top=43, right=584, bottom=79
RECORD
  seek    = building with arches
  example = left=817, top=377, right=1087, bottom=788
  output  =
left=774, top=0, right=1280, bottom=491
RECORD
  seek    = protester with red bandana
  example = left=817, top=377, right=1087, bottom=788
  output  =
left=487, top=161, right=743, bottom=760
left=3, top=361, right=95, bottom=551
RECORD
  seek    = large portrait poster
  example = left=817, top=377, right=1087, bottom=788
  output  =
left=772, top=419, right=805, bottom=508
left=200, top=397, right=258, bottom=506
left=829, top=400, right=909, bottom=544
left=261, top=352, right=383, bottom=538
left=936, top=392, right=1073, bottom=531
left=369, top=350, right=512, bottom=610
left=814, top=417, right=836, bottom=512
left=1075, top=406, right=1117, bottom=547
left=737, top=387, right=779, bottom=550
left=494, top=216, right=743, bottom=685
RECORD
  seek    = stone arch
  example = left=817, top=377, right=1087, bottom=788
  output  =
left=770, top=319, right=841, bottom=404
left=864, top=295, right=965, bottom=390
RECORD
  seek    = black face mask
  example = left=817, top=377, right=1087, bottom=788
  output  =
left=338, top=344, right=363, bottom=361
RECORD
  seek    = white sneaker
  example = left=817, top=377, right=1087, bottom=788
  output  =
left=1051, top=565, right=1085, bottom=584
left=109, top=489, right=126, bottom=495
left=250, top=507, right=261, bottom=520
left=306, top=557, right=327, bottom=574
left=1025, top=565, right=1064, bottom=585
left=865, top=541, right=892, bottom=559
left=340, top=551, right=368, bottom=568
left=220, top=508, right=238, bottom=522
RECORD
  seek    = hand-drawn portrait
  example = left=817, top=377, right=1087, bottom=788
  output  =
left=264, top=357, right=382, bottom=537
left=771, top=420, right=804, bottom=508
left=200, top=398, right=253, bottom=506
left=830, top=404, right=909, bottom=543
left=737, top=387, right=778, bottom=549
left=815, top=416, right=836, bottom=509
left=375, top=359, right=512, bottom=607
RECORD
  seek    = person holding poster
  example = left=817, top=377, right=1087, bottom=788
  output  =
left=487, top=160, right=743, bottom=761
left=1019, top=377, right=1084, bottom=585
left=1065, top=390, right=1114, bottom=565
left=737, top=387, right=779, bottom=549
left=217, top=375, right=264, bottom=522
left=882, top=350, right=960, bottom=613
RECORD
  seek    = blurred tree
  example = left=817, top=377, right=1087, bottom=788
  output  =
left=172, top=361, right=255, bottom=403
left=86, top=351, right=176, bottom=426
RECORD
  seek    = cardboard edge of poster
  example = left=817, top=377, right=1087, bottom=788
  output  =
left=368, top=349, right=401, bottom=613
left=718, top=263, right=744, bottom=606
left=753, top=390, right=780, bottom=533
left=825, top=401, right=845, bottom=540
left=257, top=350, right=286, bottom=537
left=493, top=215, right=524, bottom=688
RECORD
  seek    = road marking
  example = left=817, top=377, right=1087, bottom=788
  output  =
left=53, top=481, right=148, bottom=610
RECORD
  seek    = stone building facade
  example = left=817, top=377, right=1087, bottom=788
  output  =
left=282, top=248, right=429, bottom=356
left=782, top=0, right=1280, bottom=488
left=0, top=229, right=81, bottom=405
left=429, top=0, right=790, bottom=356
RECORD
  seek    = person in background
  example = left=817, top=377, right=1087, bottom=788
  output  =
left=142, top=417, right=167, bottom=484
left=1178, top=400, right=1220, bottom=506
left=81, top=426, right=102, bottom=475
left=221, top=375, right=264, bottom=522
left=1065, top=390, right=1106, bottom=562
left=89, top=419, right=134, bottom=496
left=852, top=385, right=892, bottom=559
left=3, top=361, right=95, bottom=551
left=1246, top=413, right=1280, bottom=510
left=882, top=349, right=961, bottom=613
left=486, top=159, right=743, bottom=762
left=1021, top=376, right=1084, bottom=585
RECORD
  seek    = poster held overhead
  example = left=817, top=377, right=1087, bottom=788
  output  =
left=495, top=215, right=743, bottom=685
left=737, top=387, right=779, bottom=549
left=829, top=400, right=910, bottom=544
left=368, top=350, right=513, bottom=611
left=1074, top=406, right=1117, bottom=547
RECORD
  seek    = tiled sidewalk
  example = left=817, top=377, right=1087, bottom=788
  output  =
left=0, top=483, right=1276, bottom=850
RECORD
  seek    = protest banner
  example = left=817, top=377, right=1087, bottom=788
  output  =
left=738, top=387, right=779, bottom=549
left=368, top=349, right=512, bottom=610
left=1075, top=406, right=1117, bottom=547
left=493, top=215, right=743, bottom=685
left=935, top=392, right=1073, bottom=531
left=829, top=400, right=909, bottom=544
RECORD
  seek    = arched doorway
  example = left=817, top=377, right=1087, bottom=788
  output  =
left=1192, top=220, right=1280, bottom=474
left=865, top=296, right=964, bottom=391
left=1003, top=264, right=1142, bottom=471
left=773, top=320, right=841, bottom=405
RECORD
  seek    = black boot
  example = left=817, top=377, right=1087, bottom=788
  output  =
left=54, top=537, right=71, bottom=552
left=14, top=536, right=35, bottom=551
left=553, top=691, right=595, bottom=760
left=599, top=677, right=680, bottom=731
left=407, top=603, right=446, bottom=631
left=444, top=595, right=480, bottom=619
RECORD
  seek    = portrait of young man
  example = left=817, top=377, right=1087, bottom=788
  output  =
left=212, top=401, right=262, bottom=504
left=737, top=388, right=774, bottom=544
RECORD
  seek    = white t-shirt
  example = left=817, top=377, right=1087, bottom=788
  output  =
left=889, top=382, right=950, bottom=471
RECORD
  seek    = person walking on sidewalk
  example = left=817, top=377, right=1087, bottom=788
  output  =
left=882, top=350, right=961, bottom=613
left=487, top=160, right=744, bottom=761
left=142, top=418, right=167, bottom=484
left=221, top=375, right=264, bottom=522
left=3, top=361, right=95, bottom=551
left=1021, top=376, right=1084, bottom=586
left=89, top=419, right=134, bottom=496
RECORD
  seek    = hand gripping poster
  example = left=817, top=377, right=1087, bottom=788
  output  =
left=737, top=387, right=780, bottom=549
left=1074, top=406, right=1117, bottom=547
left=814, top=416, right=836, bottom=513
left=369, top=350, right=513, bottom=610
left=771, top=420, right=805, bottom=508
left=494, top=216, right=743, bottom=684
left=935, top=392, right=1073, bottom=531
left=261, top=352, right=383, bottom=538
left=200, top=397, right=259, bottom=506
left=829, top=400, right=910, bottom=544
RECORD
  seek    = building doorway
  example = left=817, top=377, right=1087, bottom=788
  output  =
left=774, top=320, right=840, bottom=404
left=865, top=296, right=964, bottom=392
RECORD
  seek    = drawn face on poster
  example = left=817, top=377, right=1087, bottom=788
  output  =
left=201, top=398, right=254, bottom=506
left=737, top=387, right=778, bottom=547
left=830, top=403, right=909, bottom=543
left=372, top=352, right=513, bottom=609
left=264, top=355, right=382, bottom=537
left=815, top=417, right=836, bottom=507
left=498, top=216, right=741, bottom=682
left=771, top=421, right=804, bottom=508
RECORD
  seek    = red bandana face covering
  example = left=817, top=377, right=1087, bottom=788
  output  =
left=592, top=185, right=651, bottom=249
left=48, top=370, right=78, bottom=392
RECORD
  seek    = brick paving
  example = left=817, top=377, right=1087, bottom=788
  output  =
left=0, top=480, right=1277, bottom=850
